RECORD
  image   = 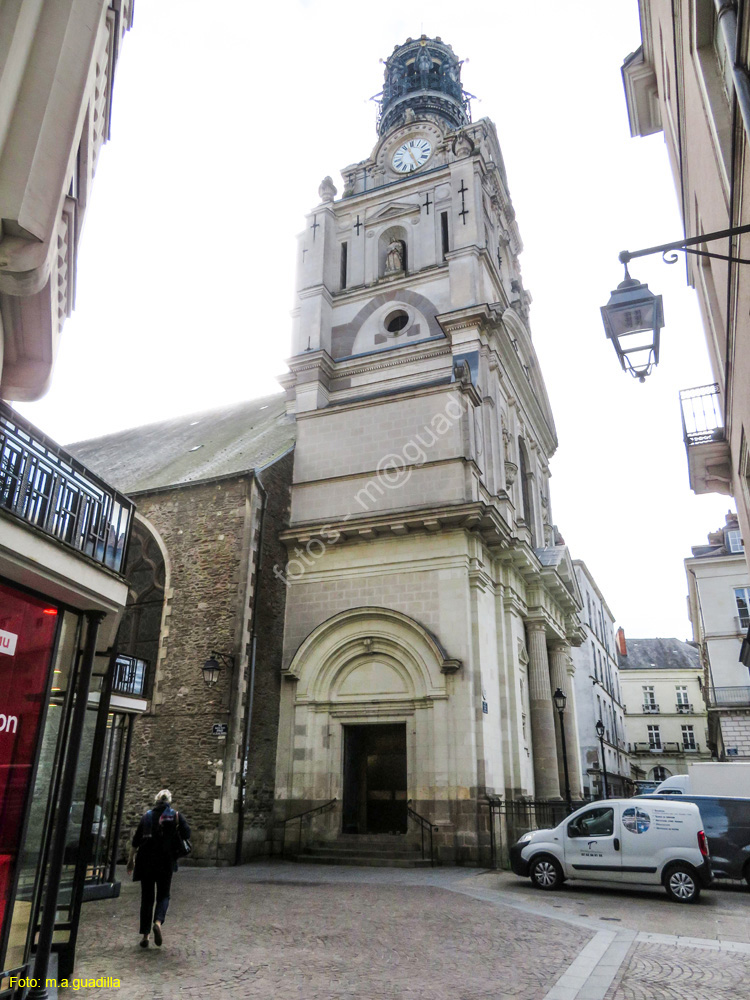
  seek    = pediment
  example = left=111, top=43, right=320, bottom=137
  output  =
left=367, top=200, right=421, bottom=223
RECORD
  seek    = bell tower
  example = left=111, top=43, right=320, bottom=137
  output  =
left=276, top=37, right=584, bottom=863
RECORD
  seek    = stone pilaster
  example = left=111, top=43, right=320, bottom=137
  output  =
left=526, top=623, right=561, bottom=800
left=549, top=642, right=583, bottom=801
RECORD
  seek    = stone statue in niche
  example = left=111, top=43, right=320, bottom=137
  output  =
left=318, top=176, right=337, bottom=203
left=385, top=239, right=405, bottom=274
left=502, top=426, right=513, bottom=460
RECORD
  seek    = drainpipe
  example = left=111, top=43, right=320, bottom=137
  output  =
left=28, top=612, right=105, bottom=1000
left=234, top=471, right=268, bottom=866
left=715, top=0, right=750, bottom=139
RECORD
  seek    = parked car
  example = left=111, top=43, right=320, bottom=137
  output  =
left=639, top=794, right=750, bottom=884
left=510, top=798, right=712, bottom=903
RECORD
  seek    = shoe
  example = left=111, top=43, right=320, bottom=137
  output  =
left=139, top=937, right=149, bottom=948
left=153, top=922, right=163, bottom=947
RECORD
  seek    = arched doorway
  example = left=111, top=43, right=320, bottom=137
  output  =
left=277, top=607, right=459, bottom=840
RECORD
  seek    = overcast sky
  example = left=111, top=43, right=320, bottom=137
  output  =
left=19, top=0, right=733, bottom=639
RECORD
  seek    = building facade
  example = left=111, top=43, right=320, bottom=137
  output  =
left=274, top=36, right=585, bottom=864
left=685, top=510, right=750, bottom=758
left=571, top=562, right=632, bottom=798
left=618, top=635, right=712, bottom=790
left=0, top=1, right=137, bottom=989
left=622, top=2, right=750, bottom=584
left=70, top=397, right=296, bottom=866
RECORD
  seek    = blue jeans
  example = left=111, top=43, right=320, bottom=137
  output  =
left=139, top=869, right=173, bottom=934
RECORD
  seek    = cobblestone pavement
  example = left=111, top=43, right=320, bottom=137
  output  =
left=65, top=864, right=589, bottom=999
left=63, top=863, right=750, bottom=999
left=604, top=941, right=750, bottom=1000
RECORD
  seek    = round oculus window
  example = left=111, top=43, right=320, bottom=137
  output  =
left=384, top=309, right=409, bottom=335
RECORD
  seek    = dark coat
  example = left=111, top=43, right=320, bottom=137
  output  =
left=132, top=803, right=191, bottom=880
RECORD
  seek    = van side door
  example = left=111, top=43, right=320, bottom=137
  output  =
left=563, top=804, right=622, bottom=880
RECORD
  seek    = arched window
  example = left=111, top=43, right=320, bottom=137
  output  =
left=119, top=518, right=166, bottom=697
left=649, top=765, right=671, bottom=783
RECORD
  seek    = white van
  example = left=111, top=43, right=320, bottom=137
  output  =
left=510, top=798, right=712, bottom=903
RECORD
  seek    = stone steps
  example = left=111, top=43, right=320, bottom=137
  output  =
left=295, top=853, right=433, bottom=868
left=292, top=836, right=433, bottom=868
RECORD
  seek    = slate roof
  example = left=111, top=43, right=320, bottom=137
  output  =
left=617, top=637, right=700, bottom=672
left=68, top=393, right=295, bottom=495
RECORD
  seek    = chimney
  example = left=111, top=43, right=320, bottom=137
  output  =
left=616, top=627, right=627, bottom=657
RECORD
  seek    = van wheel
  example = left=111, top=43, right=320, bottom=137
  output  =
left=663, top=864, right=700, bottom=903
left=529, top=855, right=564, bottom=891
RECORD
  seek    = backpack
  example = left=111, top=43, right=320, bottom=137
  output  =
left=143, top=805, right=192, bottom=859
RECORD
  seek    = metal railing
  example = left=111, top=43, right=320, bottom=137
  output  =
left=679, top=383, right=724, bottom=446
left=709, top=686, right=750, bottom=707
left=735, top=616, right=750, bottom=633
left=676, top=703, right=694, bottom=713
left=406, top=800, right=438, bottom=867
left=629, top=741, right=701, bottom=754
left=485, top=798, right=581, bottom=869
left=280, top=798, right=337, bottom=858
left=643, top=704, right=660, bottom=713
left=0, top=402, right=133, bottom=573
left=112, top=655, right=148, bottom=697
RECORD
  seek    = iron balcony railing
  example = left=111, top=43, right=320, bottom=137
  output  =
left=112, top=656, right=148, bottom=697
left=676, top=703, right=694, bottom=713
left=735, top=615, right=750, bottom=633
left=679, top=383, right=724, bottom=447
left=643, top=703, right=660, bottom=713
left=629, top=741, right=701, bottom=754
left=709, top=686, right=750, bottom=707
left=0, top=402, right=133, bottom=574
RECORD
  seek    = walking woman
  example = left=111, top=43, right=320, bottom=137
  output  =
left=127, top=789, right=190, bottom=948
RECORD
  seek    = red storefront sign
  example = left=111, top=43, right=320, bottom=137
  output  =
left=0, top=583, right=59, bottom=947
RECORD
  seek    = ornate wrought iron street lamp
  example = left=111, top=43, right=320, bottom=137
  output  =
left=600, top=267, right=663, bottom=383
left=595, top=718, right=609, bottom=799
left=552, top=687, right=573, bottom=813
left=202, top=651, right=234, bottom=687
left=602, top=223, right=750, bottom=381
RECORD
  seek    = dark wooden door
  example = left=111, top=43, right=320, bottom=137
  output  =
left=343, top=724, right=407, bottom=834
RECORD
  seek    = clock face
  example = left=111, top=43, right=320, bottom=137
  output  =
left=392, top=137, right=432, bottom=173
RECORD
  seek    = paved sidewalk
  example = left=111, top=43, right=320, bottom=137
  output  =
left=65, top=864, right=589, bottom=999
left=63, top=863, right=750, bottom=999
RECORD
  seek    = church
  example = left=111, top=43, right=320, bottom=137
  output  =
left=72, top=35, right=585, bottom=866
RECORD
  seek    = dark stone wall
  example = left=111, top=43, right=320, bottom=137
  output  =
left=120, top=453, right=292, bottom=865
left=238, top=451, right=293, bottom=858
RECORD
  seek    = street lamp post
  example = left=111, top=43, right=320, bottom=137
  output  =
left=595, top=719, right=609, bottom=799
left=552, top=688, right=573, bottom=813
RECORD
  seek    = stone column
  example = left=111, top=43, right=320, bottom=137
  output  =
left=549, top=642, right=583, bottom=801
left=526, top=623, right=561, bottom=800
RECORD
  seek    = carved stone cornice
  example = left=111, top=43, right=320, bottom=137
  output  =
left=281, top=498, right=514, bottom=549
left=286, top=348, right=336, bottom=381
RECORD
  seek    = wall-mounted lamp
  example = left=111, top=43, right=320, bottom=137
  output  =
left=602, top=223, right=750, bottom=382
left=202, top=651, right=234, bottom=687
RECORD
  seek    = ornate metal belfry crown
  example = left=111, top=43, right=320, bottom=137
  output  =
left=377, top=35, right=472, bottom=136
